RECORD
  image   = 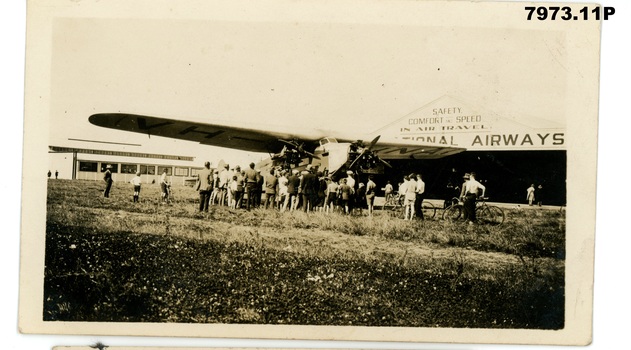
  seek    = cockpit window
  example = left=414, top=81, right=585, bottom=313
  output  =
left=320, top=137, right=338, bottom=146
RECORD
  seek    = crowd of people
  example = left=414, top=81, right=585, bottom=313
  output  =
left=194, top=162, right=389, bottom=216
left=99, top=159, right=546, bottom=222
left=116, top=159, right=496, bottom=224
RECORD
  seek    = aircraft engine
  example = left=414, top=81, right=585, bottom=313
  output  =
left=277, top=139, right=320, bottom=169
left=347, top=136, right=391, bottom=172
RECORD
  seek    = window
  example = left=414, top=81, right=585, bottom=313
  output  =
left=79, top=161, right=98, bottom=172
left=157, top=166, right=172, bottom=176
left=121, top=164, right=138, bottom=174
left=100, top=163, right=118, bottom=173
left=174, top=167, right=189, bottom=177
left=140, top=165, right=156, bottom=175
left=190, top=168, right=203, bottom=176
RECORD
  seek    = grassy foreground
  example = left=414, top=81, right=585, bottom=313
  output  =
left=44, top=179, right=565, bottom=328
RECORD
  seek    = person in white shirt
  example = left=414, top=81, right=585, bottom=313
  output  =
left=345, top=170, right=356, bottom=213
left=460, top=172, right=486, bottom=224
left=277, top=170, right=289, bottom=210
left=218, top=164, right=230, bottom=206
left=130, top=172, right=142, bottom=203
left=526, top=184, right=535, bottom=206
left=404, top=175, right=417, bottom=220
left=384, top=181, right=394, bottom=203
left=325, top=178, right=339, bottom=213
left=415, top=173, right=426, bottom=220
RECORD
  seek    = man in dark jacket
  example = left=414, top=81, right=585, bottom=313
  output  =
left=103, top=165, right=113, bottom=198
left=300, top=166, right=319, bottom=212
left=285, top=169, right=301, bottom=211
left=244, top=162, right=258, bottom=210
left=197, top=161, right=213, bottom=212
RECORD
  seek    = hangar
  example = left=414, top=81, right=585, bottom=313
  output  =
left=373, top=95, right=566, bottom=206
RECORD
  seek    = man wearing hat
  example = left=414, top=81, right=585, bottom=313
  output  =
left=264, top=168, right=278, bottom=209
left=301, top=165, right=318, bottom=212
left=254, top=169, right=264, bottom=208
left=244, top=162, right=258, bottom=210
left=345, top=170, right=356, bottom=213
left=103, top=164, right=113, bottom=198
left=209, top=169, right=220, bottom=205
left=285, top=169, right=301, bottom=211
left=460, top=172, right=485, bottom=224
left=197, top=161, right=213, bottom=212
left=218, top=164, right=230, bottom=206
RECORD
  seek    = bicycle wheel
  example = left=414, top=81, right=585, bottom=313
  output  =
left=422, top=201, right=437, bottom=219
left=476, top=205, right=505, bottom=226
left=389, top=199, right=400, bottom=211
left=443, top=204, right=462, bottom=222
left=488, top=206, right=505, bottom=225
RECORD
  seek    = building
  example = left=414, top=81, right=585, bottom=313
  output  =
left=373, top=95, right=566, bottom=205
left=48, top=146, right=203, bottom=186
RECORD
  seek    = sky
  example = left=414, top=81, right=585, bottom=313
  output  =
left=7, top=0, right=630, bottom=349
left=47, top=4, right=572, bottom=168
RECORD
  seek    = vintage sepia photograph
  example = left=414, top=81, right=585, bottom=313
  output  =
left=18, top=0, right=600, bottom=346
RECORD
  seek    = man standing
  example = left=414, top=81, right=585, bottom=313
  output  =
left=384, top=180, right=393, bottom=203
left=345, top=170, right=356, bottom=214
left=160, top=169, right=169, bottom=202
left=527, top=184, right=536, bottom=206
left=365, top=175, right=377, bottom=216
left=277, top=170, right=289, bottom=210
left=244, top=162, right=258, bottom=211
left=264, top=168, right=278, bottom=209
left=537, top=184, right=544, bottom=207
left=218, top=164, right=230, bottom=206
left=197, top=161, right=213, bottom=212
left=460, top=172, right=485, bottom=224
left=130, top=171, right=142, bottom=203
left=301, top=166, right=318, bottom=212
left=285, top=169, right=301, bottom=211
left=415, top=173, right=426, bottom=220
left=404, top=174, right=417, bottom=220
left=255, top=169, right=264, bottom=208
left=233, top=169, right=245, bottom=209
left=103, top=164, right=113, bottom=198
left=338, top=178, right=353, bottom=214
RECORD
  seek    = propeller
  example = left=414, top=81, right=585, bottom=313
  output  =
left=347, top=135, right=392, bottom=171
left=278, top=139, right=320, bottom=159
left=275, top=139, right=320, bottom=168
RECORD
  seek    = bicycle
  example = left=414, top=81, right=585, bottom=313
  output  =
left=383, top=192, right=437, bottom=219
left=442, top=196, right=505, bottom=226
left=383, top=192, right=404, bottom=210
left=420, top=200, right=437, bottom=219
left=442, top=197, right=463, bottom=221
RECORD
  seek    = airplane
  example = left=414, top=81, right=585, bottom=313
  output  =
left=88, top=113, right=465, bottom=178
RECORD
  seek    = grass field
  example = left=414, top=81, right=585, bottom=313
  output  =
left=44, top=179, right=565, bottom=328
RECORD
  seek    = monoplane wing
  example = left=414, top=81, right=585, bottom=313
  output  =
left=89, top=113, right=320, bottom=153
left=89, top=113, right=466, bottom=159
left=369, top=141, right=465, bottom=160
